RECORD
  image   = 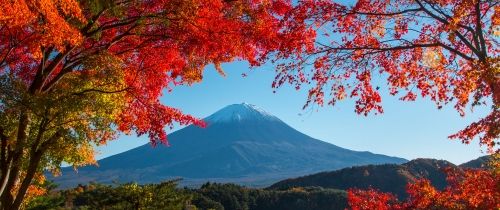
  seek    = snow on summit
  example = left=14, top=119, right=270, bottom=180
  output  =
left=204, top=103, right=280, bottom=123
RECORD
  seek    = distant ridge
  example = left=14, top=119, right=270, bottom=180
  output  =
left=459, top=155, right=492, bottom=169
left=50, top=103, right=407, bottom=188
left=268, top=157, right=489, bottom=199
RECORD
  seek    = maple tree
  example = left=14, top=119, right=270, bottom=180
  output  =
left=274, top=0, right=499, bottom=152
left=347, top=160, right=500, bottom=210
left=0, top=0, right=311, bottom=209
left=273, top=1, right=500, bottom=207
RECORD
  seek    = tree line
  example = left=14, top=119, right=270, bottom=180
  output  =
left=27, top=181, right=348, bottom=210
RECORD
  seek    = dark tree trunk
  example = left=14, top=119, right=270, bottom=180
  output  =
left=0, top=112, right=30, bottom=210
left=10, top=150, right=44, bottom=210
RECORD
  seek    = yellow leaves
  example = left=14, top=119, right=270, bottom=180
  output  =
left=448, top=17, right=462, bottom=31
left=183, top=61, right=227, bottom=84
left=492, top=3, right=499, bottom=26
left=183, top=66, right=203, bottom=84
left=11, top=172, right=47, bottom=209
left=335, top=85, right=346, bottom=101
left=493, top=26, right=500, bottom=37
left=75, top=143, right=97, bottom=167
left=371, top=26, right=386, bottom=38
left=490, top=154, right=500, bottom=175
left=448, top=0, right=473, bottom=32
left=51, top=140, right=98, bottom=170
left=370, top=19, right=386, bottom=38
left=7, top=52, right=130, bottom=172
left=423, top=48, right=444, bottom=69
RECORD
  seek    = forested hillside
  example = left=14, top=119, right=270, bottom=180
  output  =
left=269, top=157, right=497, bottom=199
left=29, top=156, right=494, bottom=210
left=27, top=182, right=347, bottom=210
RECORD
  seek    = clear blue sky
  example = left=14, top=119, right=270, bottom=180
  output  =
left=97, top=61, right=490, bottom=165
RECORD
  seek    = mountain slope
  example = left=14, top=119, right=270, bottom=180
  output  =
left=459, top=155, right=492, bottom=169
left=51, top=103, right=406, bottom=188
left=268, top=159, right=457, bottom=199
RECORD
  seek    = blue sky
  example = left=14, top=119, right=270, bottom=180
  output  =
left=96, top=60, right=490, bottom=165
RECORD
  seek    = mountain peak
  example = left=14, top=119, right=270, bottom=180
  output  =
left=52, top=102, right=407, bottom=188
left=204, top=103, right=280, bottom=123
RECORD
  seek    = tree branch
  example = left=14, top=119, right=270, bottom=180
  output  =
left=316, top=42, right=441, bottom=54
left=475, top=1, right=487, bottom=60
left=41, top=66, right=74, bottom=93
left=81, top=9, right=107, bottom=35
left=421, top=0, right=475, bottom=33
left=11, top=130, right=63, bottom=210
left=437, top=42, right=474, bottom=61
left=0, top=127, right=7, bottom=170
left=85, top=16, right=140, bottom=36
left=344, top=8, right=422, bottom=16
left=71, top=87, right=130, bottom=96
left=0, top=127, right=10, bottom=198
left=29, top=45, right=75, bottom=94
left=415, top=0, right=481, bottom=58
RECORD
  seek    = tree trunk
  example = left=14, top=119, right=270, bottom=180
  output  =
left=0, top=161, right=12, bottom=197
left=1, top=128, right=62, bottom=210
left=10, top=150, right=44, bottom=210
left=0, top=112, right=30, bottom=210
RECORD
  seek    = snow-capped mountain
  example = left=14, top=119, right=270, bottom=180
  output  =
left=205, top=103, right=280, bottom=123
left=51, top=103, right=406, bottom=188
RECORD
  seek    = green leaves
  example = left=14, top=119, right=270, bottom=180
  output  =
left=88, top=0, right=121, bottom=16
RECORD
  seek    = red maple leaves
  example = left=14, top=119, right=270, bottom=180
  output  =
left=273, top=0, right=499, bottom=152
left=0, top=0, right=309, bottom=145
left=347, top=167, right=500, bottom=210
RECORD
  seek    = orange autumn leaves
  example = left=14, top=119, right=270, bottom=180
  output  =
left=0, top=0, right=313, bottom=208
left=0, top=0, right=85, bottom=55
left=0, top=0, right=305, bottom=146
